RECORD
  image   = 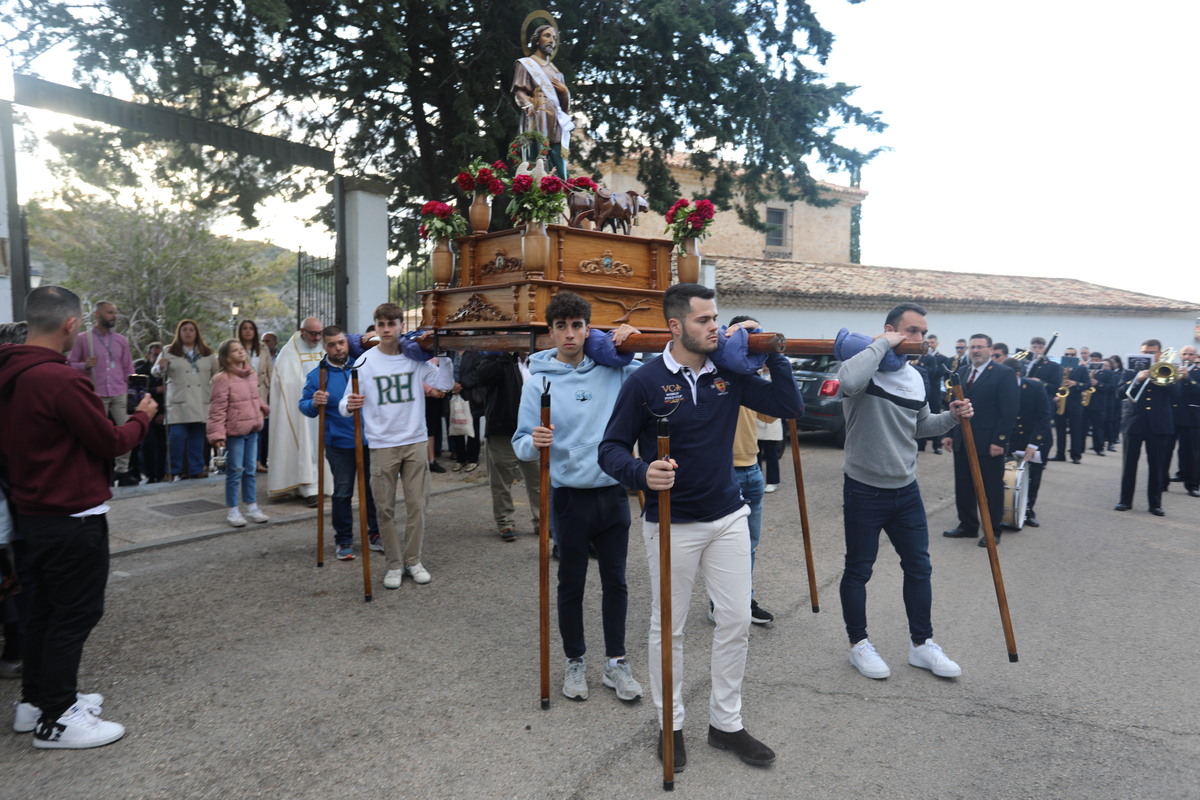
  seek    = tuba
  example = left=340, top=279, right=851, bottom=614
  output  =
left=1127, top=348, right=1179, bottom=403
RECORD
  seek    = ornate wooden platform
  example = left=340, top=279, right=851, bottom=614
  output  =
left=419, top=224, right=675, bottom=333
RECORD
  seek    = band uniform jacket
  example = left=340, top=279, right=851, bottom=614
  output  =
left=1120, top=376, right=1180, bottom=436
left=1027, top=358, right=1061, bottom=399
left=949, top=361, right=1019, bottom=452
left=1012, top=376, right=1053, bottom=451
left=1176, top=364, right=1200, bottom=428
left=1063, top=363, right=1092, bottom=408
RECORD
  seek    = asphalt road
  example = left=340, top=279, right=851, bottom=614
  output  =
left=3, top=434, right=1199, bottom=799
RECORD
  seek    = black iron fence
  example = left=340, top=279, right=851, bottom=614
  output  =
left=297, top=250, right=339, bottom=329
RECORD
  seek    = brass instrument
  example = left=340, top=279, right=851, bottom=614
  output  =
left=1082, top=386, right=1095, bottom=406
left=1055, top=366, right=1070, bottom=415
left=1126, top=347, right=1179, bottom=403
left=943, top=354, right=961, bottom=404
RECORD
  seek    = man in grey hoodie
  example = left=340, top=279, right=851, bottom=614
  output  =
left=837, top=303, right=972, bottom=681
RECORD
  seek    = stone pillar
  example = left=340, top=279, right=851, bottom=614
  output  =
left=341, top=177, right=390, bottom=334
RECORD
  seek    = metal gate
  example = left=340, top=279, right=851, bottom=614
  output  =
left=389, top=256, right=433, bottom=329
left=297, top=250, right=341, bottom=329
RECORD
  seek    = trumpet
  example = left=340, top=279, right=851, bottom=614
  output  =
left=1126, top=347, right=1179, bottom=403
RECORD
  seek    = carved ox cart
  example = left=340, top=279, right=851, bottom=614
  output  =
left=568, top=189, right=648, bottom=235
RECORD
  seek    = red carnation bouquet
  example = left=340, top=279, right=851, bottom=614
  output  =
left=454, top=158, right=508, bottom=197
left=418, top=200, right=468, bottom=240
left=664, top=198, right=716, bottom=249
left=505, top=172, right=569, bottom=225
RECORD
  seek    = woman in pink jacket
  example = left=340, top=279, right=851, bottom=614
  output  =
left=208, top=339, right=271, bottom=527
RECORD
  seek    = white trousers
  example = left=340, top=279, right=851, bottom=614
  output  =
left=643, top=505, right=752, bottom=733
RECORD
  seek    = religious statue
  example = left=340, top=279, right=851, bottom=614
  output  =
left=512, top=21, right=573, bottom=178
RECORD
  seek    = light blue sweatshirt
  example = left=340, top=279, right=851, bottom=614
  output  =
left=512, top=349, right=640, bottom=489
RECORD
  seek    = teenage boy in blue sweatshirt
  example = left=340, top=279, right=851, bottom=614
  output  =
left=298, top=325, right=380, bottom=561
left=598, top=283, right=801, bottom=771
left=513, top=292, right=643, bottom=705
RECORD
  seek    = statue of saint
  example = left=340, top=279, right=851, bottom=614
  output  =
left=512, top=24, right=573, bottom=178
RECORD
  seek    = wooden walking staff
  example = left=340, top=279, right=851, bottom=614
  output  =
left=947, top=372, right=1018, bottom=662
left=538, top=381, right=552, bottom=710
left=316, top=360, right=327, bottom=568
left=350, top=367, right=373, bottom=603
left=787, top=419, right=819, bottom=613
left=656, top=417, right=676, bottom=791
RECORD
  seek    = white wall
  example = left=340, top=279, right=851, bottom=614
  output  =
left=343, top=185, right=389, bottom=334
left=716, top=301, right=1199, bottom=362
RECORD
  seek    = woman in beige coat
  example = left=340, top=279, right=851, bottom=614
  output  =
left=154, top=319, right=218, bottom=479
left=237, top=319, right=274, bottom=473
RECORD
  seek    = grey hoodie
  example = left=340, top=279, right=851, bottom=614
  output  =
left=838, top=338, right=957, bottom=489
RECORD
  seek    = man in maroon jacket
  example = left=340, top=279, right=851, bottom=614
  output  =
left=0, top=285, right=156, bottom=749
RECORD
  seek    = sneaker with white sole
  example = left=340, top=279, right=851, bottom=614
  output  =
left=33, top=702, right=125, bottom=749
left=369, top=534, right=384, bottom=552
left=602, top=659, right=643, bottom=701
left=849, top=638, right=891, bottom=679
left=908, top=639, right=962, bottom=677
left=763, top=484, right=778, bottom=494
left=245, top=506, right=269, bottom=524
left=13, top=692, right=104, bottom=733
left=406, top=563, right=431, bottom=584
left=563, top=658, right=588, bottom=700
left=226, top=508, right=246, bottom=527
left=335, top=545, right=355, bottom=561
left=383, top=569, right=404, bottom=589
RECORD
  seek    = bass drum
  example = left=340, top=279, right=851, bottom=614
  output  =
left=1001, top=458, right=1029, bottom=530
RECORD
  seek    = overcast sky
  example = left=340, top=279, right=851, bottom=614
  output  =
left=807, top=0, right=1200, bottom=305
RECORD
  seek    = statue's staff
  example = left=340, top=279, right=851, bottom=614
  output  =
left=315, top=359, right=326, bottom=568
left=787, top=419, right=819, bottom=613
left=350, top=367, right=374, bottom=603
left=656, top=416, right=676, bottom=791
left=538, top=381, right=552, bottom=710
left=947, top=371, right=1017, bottom=661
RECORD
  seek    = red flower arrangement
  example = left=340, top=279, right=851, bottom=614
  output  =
left=567, top=175, right=599, bottom=193
left=454, top=158, right=508, bottom=196
left=663, top=198, right=716, bottom=249
left=505, top=171, right=570, bottom=225
left=418, top=200, right=468, bottom=240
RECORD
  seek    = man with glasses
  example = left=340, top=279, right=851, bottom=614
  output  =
left=991, top=342, right=1009, bottom=363
left=268, top=318, right=329, bottom=506
left=1052, top=348, right=1091, bottom=464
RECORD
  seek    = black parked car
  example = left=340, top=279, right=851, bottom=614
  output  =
left=791, top=355, right=845, bottom=447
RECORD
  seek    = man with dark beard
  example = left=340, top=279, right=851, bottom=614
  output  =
left=599, top=284, right=801, bottom=772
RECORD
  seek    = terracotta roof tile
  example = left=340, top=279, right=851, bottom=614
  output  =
left=712, top=255, right=1199, bottom=314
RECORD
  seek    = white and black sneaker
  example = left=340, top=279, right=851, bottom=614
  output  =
left=750, top=599, right=774, bottom=625
left=33, top=701, right=125, bottom=749
left=13, top=692, right=104, bottom=733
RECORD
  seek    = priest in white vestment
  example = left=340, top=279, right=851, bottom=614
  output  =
left=268, top=319, right=331, bottom=501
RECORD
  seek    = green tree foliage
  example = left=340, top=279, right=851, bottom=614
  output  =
left=4, top=0, right=884, bottom=250
left=27, top=196, right=293, bottom=352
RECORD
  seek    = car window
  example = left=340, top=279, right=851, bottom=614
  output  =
left=791, top=356, right=839, bottom=372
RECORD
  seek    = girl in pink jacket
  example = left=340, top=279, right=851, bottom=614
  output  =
left=208, top=339, right=271, bottom=527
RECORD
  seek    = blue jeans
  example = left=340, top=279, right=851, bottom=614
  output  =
left=840, top=475, right=933, bottom=645
left=734, top=464, right=765, bottom=576
left=327, top=446, right=380, bottom=547
left=224, top=432, right=258, bottom=507
left=169, top=422, right=206, bottom=477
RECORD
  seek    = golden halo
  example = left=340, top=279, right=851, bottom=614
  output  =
left=521, top=10, right=559, bottom=59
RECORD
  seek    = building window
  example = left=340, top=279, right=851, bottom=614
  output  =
left=764, top=207, right=790, bottom=258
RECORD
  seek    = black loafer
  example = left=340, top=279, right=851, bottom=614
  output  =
left=1150, top=507, right=1165, bottom=517
left=657, top=729, right=686, bottom=772
left=1113, top=504, right=1131, bottom=512
left=708, top=725, right=775, bottom=766
left=1024, top=517, right=1040, bottom=528
left=978, top=533, right=1001, bottom=547
left=1188, top=490, right=1200, bottom=498
left=942, top=527, right=977, bottom=538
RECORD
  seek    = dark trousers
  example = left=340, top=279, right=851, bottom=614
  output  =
left=1177, top=426, right=1200, bottom=491
left=1054, top=403, right=1086, bottom=459
left=326, top=445, right=379, bottom=547
left=168, top=422, right=206, bottom=476
left=258, top=418, right=270, bottom=467
left=952, top=443, right=1005, bottom=533
left=16, top=514, right=110, bottom=722
left=757, top=439, right=782, bottom=485
left=840, top=476, right=933, bottom=645
left=425, top=396, right=445, bottom=458
left=1086, top=404, right=1109, bottom=451
left=449, top=412, right=481, bottom=465
left=554, top=485, right=630, bottom=660
left=1119, top=431, right=1171, bottom=509
left=1026, top=459, right=1045, bottom=511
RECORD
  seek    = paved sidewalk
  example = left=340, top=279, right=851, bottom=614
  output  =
left=107, top=456, right=489, bottom=555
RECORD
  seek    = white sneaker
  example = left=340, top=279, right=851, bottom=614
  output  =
left=849, top=638, right=891, bottom=679
left=245, top=506, right=269, bottom=524
left=908, top=639, right=962, bottom=677
left=383, top=569, right=404, bottom=590
left=13, top=692, right=104, bottom=733
left=763, top=484, right=779, bottom=494
left=602, top=659, right=643, bottom=701
left=33, top=702, right=125, bottom=749
left=562, top=658, right=588, bottom=700
left=407, top=563, right=432, bottom=585
left=226, top=508, right=246, bottom=527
